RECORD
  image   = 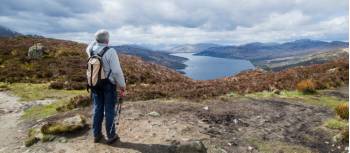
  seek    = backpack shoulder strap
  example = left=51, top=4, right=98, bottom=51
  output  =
left=89, top=47, right=94, bottom=57
left=97, top=46, right=110, bottom=57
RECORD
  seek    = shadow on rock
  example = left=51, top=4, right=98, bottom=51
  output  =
left=107, top=140, right=207, bottom=153
left=110, top=141, right=173, bottom=153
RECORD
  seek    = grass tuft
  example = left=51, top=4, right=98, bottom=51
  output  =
left=296, top=79, right=316, bottom=94
left=335, top=103, right=349, bottom=120
left=341, top=127, right=349, bottom=143
left=324, top=118, right=348, bottom=130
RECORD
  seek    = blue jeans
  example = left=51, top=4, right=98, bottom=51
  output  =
left=92, top=82, right=118, bottom=139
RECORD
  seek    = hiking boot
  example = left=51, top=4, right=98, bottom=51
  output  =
left=106, top=135, right=120, bottom=144
left=94, top=135, right=103, bottom=143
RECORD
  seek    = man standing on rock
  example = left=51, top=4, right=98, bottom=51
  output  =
left=86, top=29, right=126, bottom=144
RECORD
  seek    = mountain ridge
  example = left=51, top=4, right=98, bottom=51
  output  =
left=111, top=45, right=187, bottom=70
left=196, top=39, right=348, bottom=60
left=165, top=43, right=220, bottom=53
left=0, top=25, right=22, bottom=37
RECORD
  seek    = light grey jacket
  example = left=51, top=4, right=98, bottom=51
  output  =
left=86, top=42, right=126, bottom=88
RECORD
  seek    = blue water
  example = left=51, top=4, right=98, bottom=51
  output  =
left=172, top=53, right=255, bottom=80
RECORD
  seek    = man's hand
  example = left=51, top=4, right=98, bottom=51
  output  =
left=118, top=87, right=126, bottom=97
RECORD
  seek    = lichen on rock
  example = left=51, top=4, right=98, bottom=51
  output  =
left=27, top=43, right=45, bottom=59
left=25, top=115, right=87, bottom=147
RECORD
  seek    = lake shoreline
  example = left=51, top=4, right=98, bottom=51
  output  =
left=171, top=53, right=255, bottom=80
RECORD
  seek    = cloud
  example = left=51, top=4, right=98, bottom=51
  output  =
left=0, top=0, right=348, bottom=45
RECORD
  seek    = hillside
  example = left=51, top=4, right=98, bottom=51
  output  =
left=0, top=36, right=348, bottom=101
left=254, top=48, right=349, bottom=71
left=0, top=25, right=22, bottom=37
left=0, top=36, right=192, bottom=100
left=196, top=39, right=348, bottom=60
left=0, top=36, right=348, bottom=153
left=165, top=43, right=220, bottom=53
left=112, top=45, right=187, bottom=70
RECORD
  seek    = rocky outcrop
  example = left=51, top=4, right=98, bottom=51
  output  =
left=28, top=43, right=45, bottom=59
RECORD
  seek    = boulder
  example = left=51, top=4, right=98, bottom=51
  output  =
left=25, top=115, right=87, bottom=147
left=28, top=43, right=45, bottom=59
left=171, top=140, right=207, bottom=153
left=272, top=89, right=281, bottom=95
left=148, top=111, right=161, bottom=117
left=41, top=115, right=87, bottom=134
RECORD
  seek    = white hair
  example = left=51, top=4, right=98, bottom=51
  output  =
left=95, top=29, right=109, bottom=43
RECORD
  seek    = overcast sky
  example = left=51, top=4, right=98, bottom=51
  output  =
left=0, top=0, right=348, bottom=46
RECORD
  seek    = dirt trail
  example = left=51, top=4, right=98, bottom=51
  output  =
left=0, top=92, right=56, bottom=153
left=0, top=92, right=26, bottom=153
left=26, top=97, right=347, bottom=153
left=0, top=89, right=347, bottom=153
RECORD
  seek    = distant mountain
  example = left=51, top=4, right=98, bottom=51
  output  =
left=0, top=25, right=22, bottom=37
left=111, top=45, right=187, bottom=70
left=195, top=39, right=348, bottom=61
left=255, top=48, right=349, bottom=71
left=166, top=43, right=220, bottom=53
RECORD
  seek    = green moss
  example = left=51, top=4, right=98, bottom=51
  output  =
left=5, top=83, right=86, bottom=101
left=4, top=83, right=88, bottom=120
left=21, top=99, right=67, bottom=120
left=41, top=123, right=83, bottom=134
left=0, top=82, right=9, bottom=91
left=24, top=136, right=39, bottom=147
left=324, top=118, right=348, bottom=130
left=41, top=134, right=56, bottom=142
left=25, top=128, right=40, bottom=147
left=247, top=139, right=312, bottom=153
left=41, top=116, right=86, bottom=134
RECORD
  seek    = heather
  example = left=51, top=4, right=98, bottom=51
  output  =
left=0, top=36, right=348, bottom=101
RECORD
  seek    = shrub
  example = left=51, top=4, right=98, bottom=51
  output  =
left=341, top=127, right=349, bottom=143
left=335, top=103, right=349, bottom=120
left=296, top=79, right=316, bottom=94
left=56, top=95, right=91, bottom=112
left=66, top=81, right=86, bottom=90
left=49, top=81, right=64, bottom=89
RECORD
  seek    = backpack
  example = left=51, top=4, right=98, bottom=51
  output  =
left=86, top=46, right=111, bottom=90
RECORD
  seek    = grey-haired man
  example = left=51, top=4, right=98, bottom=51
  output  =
left=86, top=29, right=126, bottom=144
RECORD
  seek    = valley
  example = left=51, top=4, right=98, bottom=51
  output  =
left=0, top=0, right=348, bottom=152
left=0, top=36, right=348, bottom=153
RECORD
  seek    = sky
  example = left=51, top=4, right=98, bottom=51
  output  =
left=0, top=0, right=348, bottom=46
